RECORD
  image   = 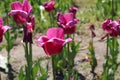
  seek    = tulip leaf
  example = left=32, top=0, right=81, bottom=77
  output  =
left=88, top=40, right=97, bottom=74
left=18, top=66, right=26, bottom=80
left=33, top=62, right=39, bottom=79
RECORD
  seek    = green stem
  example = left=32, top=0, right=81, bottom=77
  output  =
left=6, top=31, right=10, bottom=65
left=67, top=34, right=71, bottom=79
left=67, top=35, right=70, bottom=64
left=25, top=43, right=29, bottom=65
left=106, top=35, right=109, bottom=80
left=112, top=37, right=116, bottom=80
left=25, top=42, right=30, bottom=80
left=29, top=43, right=32, bottom=65
left=29, top=43, right=33, bottom=79
left=106, top=36, right=109, bottom=61
left=49, top=13, right=53, bottom=27
left=52, top=56, right=56, bottom=80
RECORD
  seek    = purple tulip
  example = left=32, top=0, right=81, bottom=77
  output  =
left=0, top=18, right=10, bottom=43
left=8, top=0, right=32, bottom=24
left=57, top=12, right=79, bottom=34
left=36, top=28, right=72, bottom=56
left=43, top=0, right=55, bottom=12
left=102, top=19, right=120, bottom=38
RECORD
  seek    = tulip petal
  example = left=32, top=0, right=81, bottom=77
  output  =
left=2, top=26, right=11, bottom=33
left=57, top=14, right=66, bottom=24
left=47, top=28, right=64, bottom=39
left=36, top=36, right=49, bottom=43
left=64, top=26, right=76, bottom=34
left=109, top=21, right=119, bottom=29
left=23, top=0, right=32, bottom=13
left=31, top=16, right=35, bottom=30
left=42, top=38, right=64, bottom=55
left=0, top=29, right=4, bottom=43
left=102, top=19, right=111, bottom=30
left=69, top=6, right=78, bottom=15
left=63, top=13, right=73, bottom=22
left=11, top=1, right=23, bottom=10
left=66, top=19, right=78, bottom=28
left=64, top=38, right=72, bottom=45
left=8, top=10, right=28, bottom=18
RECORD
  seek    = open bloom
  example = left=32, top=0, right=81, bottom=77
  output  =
left=23, top=16, right=35, bottom=43
left=43, top=0, right=55, bottom=12
left=102, top=19, right=120, bottom=38
left=8, top=0, right=32, bottom=24
left=57, top=12, right=79, bottom=34
left=0, top=18, right=10, bottom=43
left=36, top=28, right=72, bottom=56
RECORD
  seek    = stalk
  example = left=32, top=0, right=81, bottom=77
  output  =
left=24, top=42, right=33, bottom=80
left=6, top=31, right=10, bottom=65
left=52, top=56, right=56, bottom=80
left=49, top=13, right=53, bottom=27
left=29, top=43, right=33, bottom=80
left=106, top=35, right=109, bottom=80
left=25, top=42, right=30, bottom=80
left=67, top=34, right=71, bottom=80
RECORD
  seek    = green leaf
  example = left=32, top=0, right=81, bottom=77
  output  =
left=39, top=64, right=47, bottom=76
left=37, top=74, right=48, bottom=80
left=18, top=66, right=25, bottom=80
left=33, top=62, right=39, bottom=79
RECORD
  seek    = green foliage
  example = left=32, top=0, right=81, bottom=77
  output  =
left=63, top=69, right=80, bottom=80
left=101, top=37, right=119, bottom=80
left=4, top=31, right=14, bottom=65
left=88, top=40, right=97, bottom=79
left=69, top=41, right=80, bottom=67
left=4, top=31, right=14, bottom=53
left=18, top=59, right=48, bottom=80
left=96, top=0, right=120, bottom=19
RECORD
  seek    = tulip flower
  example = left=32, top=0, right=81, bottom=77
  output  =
left=43, top=0, right=55, bottom=12
left=36, top=28, right=72, bottom=55
left=57, top=13, right=79, bottom=34
left=8, top=0, right=32, bottom=24
left=102, top=19, right=120, bottom=37
left=23, top=16, right=35, bottom=43
left=0, top=18, right=10, bottom=43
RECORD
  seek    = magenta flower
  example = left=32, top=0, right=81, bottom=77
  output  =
left=43, top=0, right=55, bottom=12
left=23, top=16, right=35, bottom=43
left=69, top=6, right=78, bottom=18
left=57, top=13, right=79, bottom=34
left=36, top=28, right=72, bottom=56
left=0, top=18, right=10, bottom=43
left=102, top=19, right=120, bottom=37
left=8, top=0, right=32, bottom=24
